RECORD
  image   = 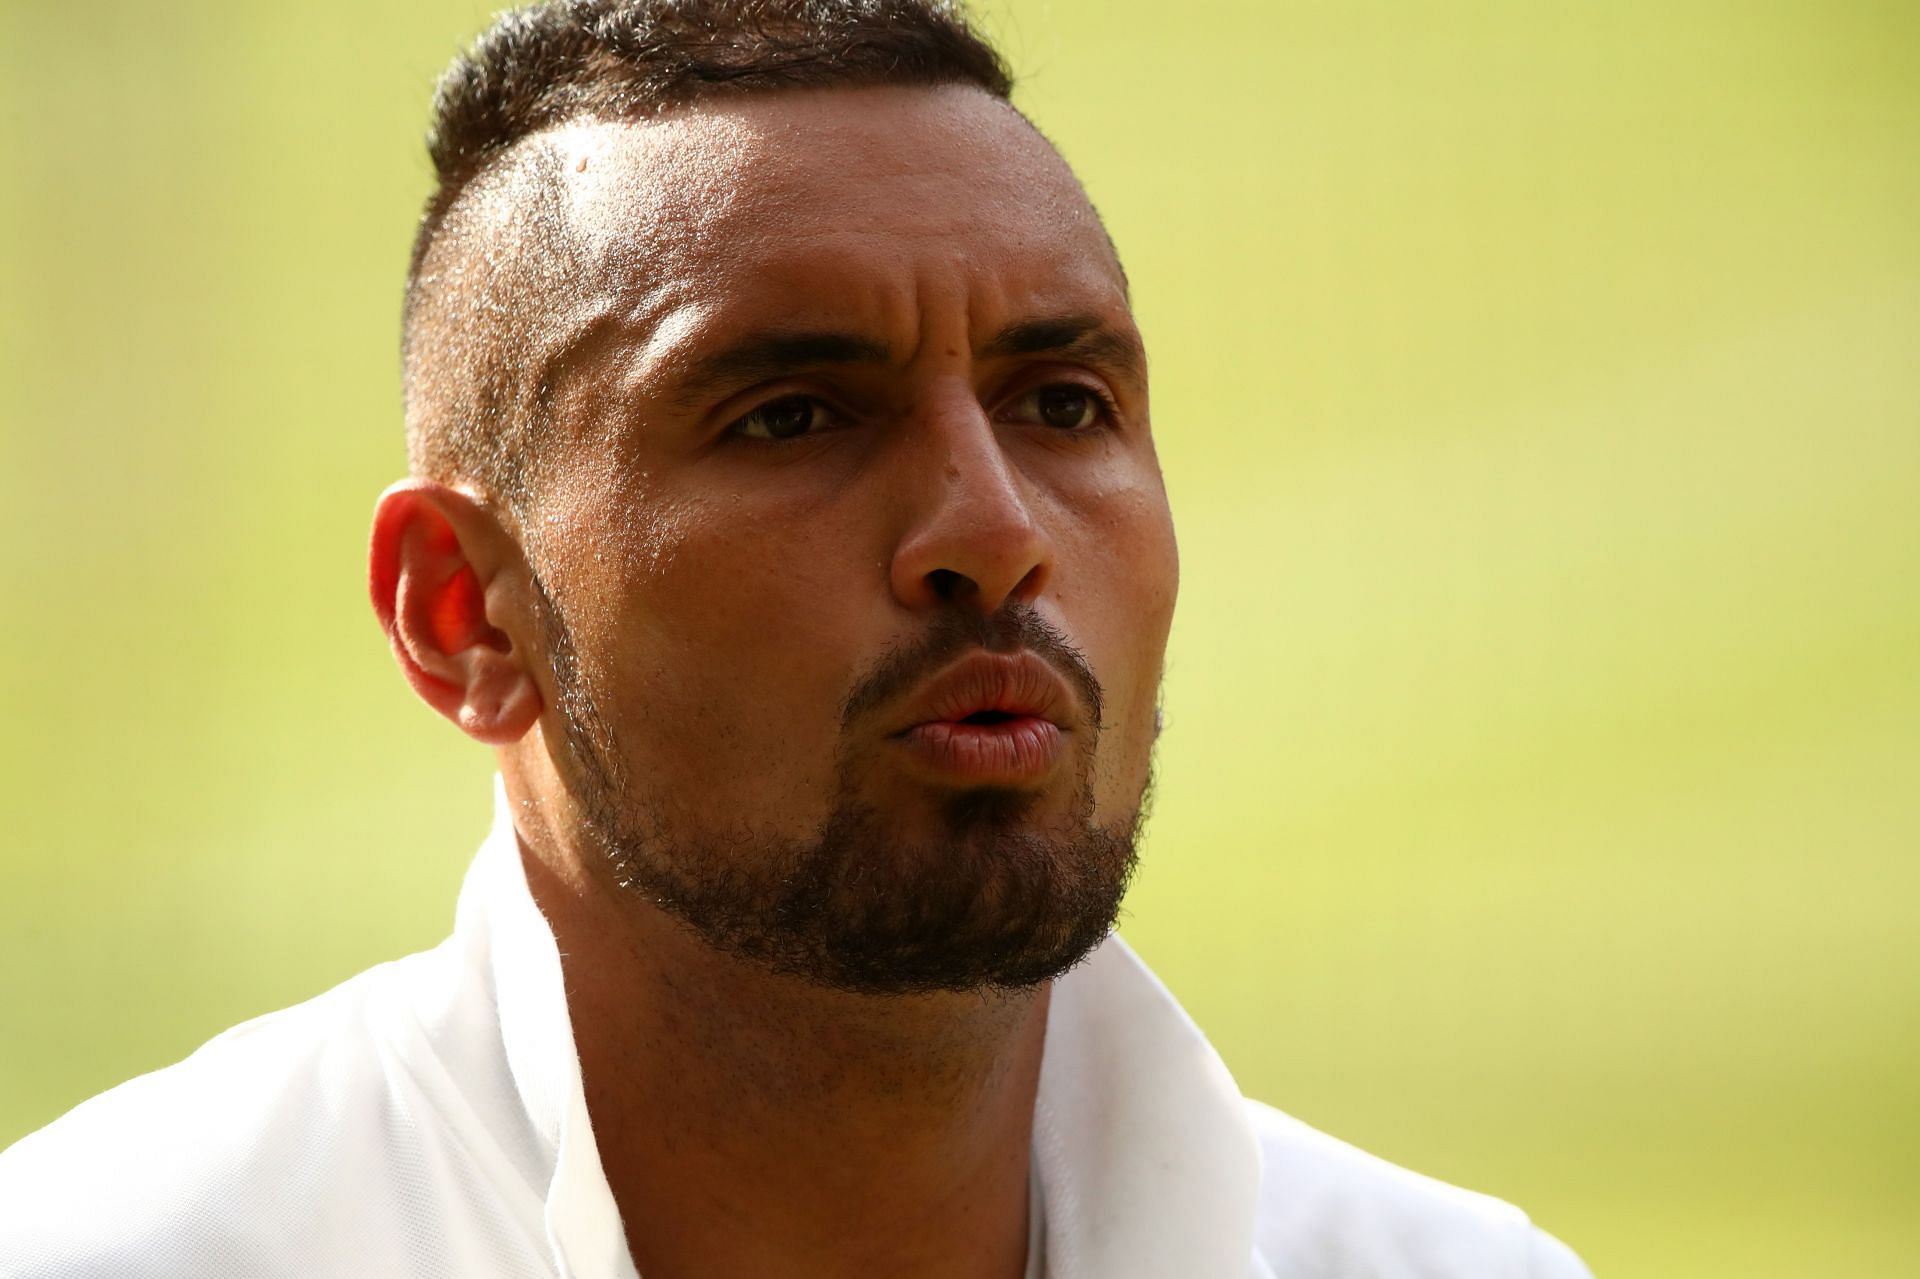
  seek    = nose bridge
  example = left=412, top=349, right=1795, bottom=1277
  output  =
left=888, top=380, right=1053, bottom=613
left=927, top=384, right=1025, bottom=514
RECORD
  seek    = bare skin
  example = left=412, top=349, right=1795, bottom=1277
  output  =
left=371, top=84, right=1178, bottom=1279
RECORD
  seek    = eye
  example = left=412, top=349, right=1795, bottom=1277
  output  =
left=729, top=394, right=832, bottom=440
left=1004, top=383, right=1114, bottom=432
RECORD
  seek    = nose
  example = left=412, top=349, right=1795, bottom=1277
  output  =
left=889, top=393, right=1054, bottom=615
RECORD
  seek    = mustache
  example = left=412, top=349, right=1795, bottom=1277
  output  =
left=839, top=604, right=1105, bottom=732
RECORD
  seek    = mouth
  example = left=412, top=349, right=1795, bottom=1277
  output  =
left=954, top=709, right=1022, bottom=726
left=887, top=653, right=1075, bottom=786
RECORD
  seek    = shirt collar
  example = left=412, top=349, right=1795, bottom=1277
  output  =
left=456, top=778, right=1261, bottom=1279
left=1034, top=940, right=1264, bottom=1278
left=457, top=780, right=636, bottom=1279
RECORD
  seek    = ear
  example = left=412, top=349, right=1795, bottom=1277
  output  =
left=369, top=480, right=543, bottom=746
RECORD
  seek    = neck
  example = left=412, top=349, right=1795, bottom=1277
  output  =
left=520, top=833, right=1048, bottom=1279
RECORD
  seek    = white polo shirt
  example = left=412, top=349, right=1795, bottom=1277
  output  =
left=0, top=786, right=1592, bottom=1278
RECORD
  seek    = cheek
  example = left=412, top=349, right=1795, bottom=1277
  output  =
left=1054, top=464, right=1179, bottom=650
left=557, top=493, right=867, bottom=825
left=1048, top=477, right=1179, bottom=807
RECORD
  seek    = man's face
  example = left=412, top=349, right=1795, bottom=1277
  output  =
left=507, top=84, right=1178, bottom=992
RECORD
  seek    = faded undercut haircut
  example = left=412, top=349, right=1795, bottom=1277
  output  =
left=401, top=0, right=1014, bottom=512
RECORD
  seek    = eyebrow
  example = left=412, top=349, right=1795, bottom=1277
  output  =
left=663, top=313, right=1146, bottom=410
left=982, top=314, right=1146, bottom=380
left=668, top=331, right=892, bottom=410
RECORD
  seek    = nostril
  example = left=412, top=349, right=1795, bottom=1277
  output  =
left=926, top=568, right=970, bottom=602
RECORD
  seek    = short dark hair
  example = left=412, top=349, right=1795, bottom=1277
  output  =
left=402, top=0, right=1014, bottom=509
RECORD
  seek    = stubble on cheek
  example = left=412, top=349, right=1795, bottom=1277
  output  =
left=529, top=467, right=865, bottom=840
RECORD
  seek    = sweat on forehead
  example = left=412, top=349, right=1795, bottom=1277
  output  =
left=547, top=88, right=1099, bottom=283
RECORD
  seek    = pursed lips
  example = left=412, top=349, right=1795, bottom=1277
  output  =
left=887, top=651, right=1075, bottom=784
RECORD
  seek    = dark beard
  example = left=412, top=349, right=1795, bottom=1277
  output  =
left=534, top=580, right=1143, bottom=995
left=589, top=777, right=1138, bottom=994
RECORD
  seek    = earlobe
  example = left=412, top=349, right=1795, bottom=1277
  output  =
left=368, top=480, right=544, bottom=745
left=457, top=661, right=546, bottom=745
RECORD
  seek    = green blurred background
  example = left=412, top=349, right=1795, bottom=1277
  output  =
left=3, top=1, right=1915, bottom=1273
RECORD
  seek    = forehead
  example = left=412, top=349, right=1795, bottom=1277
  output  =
left=542, top=83, right=1125, bottom=338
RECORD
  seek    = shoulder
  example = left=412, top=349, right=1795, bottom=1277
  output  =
left=0, top=951, right=534, bottom=1279
left=1245, top=1101, right=1592, bottom=1279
